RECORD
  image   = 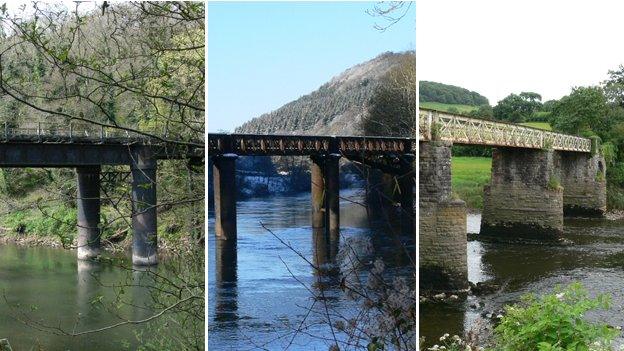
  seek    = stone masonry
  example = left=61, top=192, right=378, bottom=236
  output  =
left=559, top=152, right=606, bottom=217
left=481, top=148, right=563, bottom=241
left=419, top=141, right=468, bottom=292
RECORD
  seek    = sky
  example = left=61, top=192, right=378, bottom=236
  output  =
left=207, top=2, right=415, bottom=132
left=418, top=0, right=624, bottom=105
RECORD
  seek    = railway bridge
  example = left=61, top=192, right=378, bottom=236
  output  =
left=0, top=122, right=203, bottom=266
left=418, top=108, right=606, bottom=292
left=208, top=133, right=416, bottom=239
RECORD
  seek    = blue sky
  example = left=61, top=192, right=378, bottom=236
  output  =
left=207, top=1, right=415, bottom=132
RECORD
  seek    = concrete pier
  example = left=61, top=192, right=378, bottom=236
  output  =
left=482, top=148, right=563, bottom=241
left=310, top=154, right=340, bottom=233
left=131, top=147, right=158, bottom=266
left=419, top=141, right=468, bottom=292
left=76, top=166, right=101, bottom=260
left=212, top=154, right=238, bottom=240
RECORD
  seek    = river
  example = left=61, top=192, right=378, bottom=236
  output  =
left=420, top=213, right=624, bottom=346
left=207, top=188, right=415, bottom=350
left=0, top=244, right=186, bottom=349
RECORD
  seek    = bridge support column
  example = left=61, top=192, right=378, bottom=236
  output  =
left=213, top=154, right=238, bottom=240
left=311, top=154, right=340, bottom=233
left=76, top=166, right=101, bottom=260
left=560, top=151, right=606, bottom=217
left=419, top=141, right=468, bottom=292
left=131, top=147, right=158, bottom=266
left=482, top=148, right=563, bottom=241
left=399, top=156, right=416, bottom=234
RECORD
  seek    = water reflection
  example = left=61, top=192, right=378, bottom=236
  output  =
left=76, top=260, right=104, bottom=326
left=421, top=213, right=624, bottom=345
left=214, top=238, right=238, bottom=323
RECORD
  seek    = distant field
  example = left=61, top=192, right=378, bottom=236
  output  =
left=420, top=101, right=479, bottom=114
left=451, top=156, right=491, bottom=209
left=520, top=122, right=552, bottom=131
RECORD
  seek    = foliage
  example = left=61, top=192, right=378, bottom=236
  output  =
left=493, top=283, right=619, bottom=351
left=361, top=52, right=416, bottom=137
left=603, top=64, right=624, bottom=108
left=419, top=81, right=489, bottom=106
left=550, top=87, right=608, bottom=135
left=493, top=92, right=543, bottom=123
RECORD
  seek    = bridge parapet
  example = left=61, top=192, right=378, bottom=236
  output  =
left=419, top=109, right=591, bottom=152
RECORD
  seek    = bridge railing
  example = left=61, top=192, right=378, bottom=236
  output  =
left=1, top=122, right=154, bottom=143
left=208, top=133, right=415, bottom=156
left=418, top=109, right=591, bottom=152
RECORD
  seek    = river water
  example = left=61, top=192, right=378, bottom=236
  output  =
left=420, top=213, right=624, bottom=345
left=0, top=245, right=180, bottom=349
left=207, top=188, right=415, bottom=350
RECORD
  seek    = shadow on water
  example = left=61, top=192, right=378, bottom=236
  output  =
left=420, top=214, right=624, bottom=346
left=208, top=188, right=415, bottom=350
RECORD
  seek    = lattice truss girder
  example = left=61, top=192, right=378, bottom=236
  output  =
left=418, top=109, right=591, bottom=152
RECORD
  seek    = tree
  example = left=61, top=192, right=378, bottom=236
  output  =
left=361, top=53, right=415, bottom=137
left=603, top=64, right=624, bottom=107
left=550, top=86, right=607, bottom=135
left=493, top=92, right=543, bottom=122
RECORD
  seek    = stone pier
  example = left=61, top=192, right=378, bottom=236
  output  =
left=482, top=148, right=563, bottom=241
left=559, top=152, right=606, bottom=217
left=419, top=141, right=468, bottom=292
left=76, top=166, right=101, bottom=260
left=131, top=147, right=158, bottom=266
left=212, top=154, right=238, bottom=240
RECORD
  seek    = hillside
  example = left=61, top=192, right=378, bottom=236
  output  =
left=236, top=51, right=414, bottom=135
left=419, top=81, right=489, bottom=106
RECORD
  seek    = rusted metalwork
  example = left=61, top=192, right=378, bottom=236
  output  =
left=418, top=108, right=591, bottom=153
left=207, top=133, right=416, bottom=156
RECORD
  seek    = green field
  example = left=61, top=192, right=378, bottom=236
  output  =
left=420, top=101, right=479, bottom=114
left=451, top=156, right=492, bottom=209
left=520, top=122, right=552, bottom=130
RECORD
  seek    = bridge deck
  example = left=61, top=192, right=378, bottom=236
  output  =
left=208, top=133, right=415, bottom=157
left=418, top=108, right=591, bottom=152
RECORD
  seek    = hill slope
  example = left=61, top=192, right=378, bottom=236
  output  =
left=236, top=51, right=414, bottom=135
left=419, top=81, right=489, bottom=106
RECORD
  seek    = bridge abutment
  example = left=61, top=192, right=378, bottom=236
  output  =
left=212, top=154, right=238, bottom=240
left=76, top=166, right=101, bottom=260
left=131, top=147, right=158, bottom=266
left=311, top=154, right=340, bottom=234
left=482, top=148, right=563, bottom=241
left=560, top=152, right=606, bottom=217
left=419, top=141, right=468, bottom=292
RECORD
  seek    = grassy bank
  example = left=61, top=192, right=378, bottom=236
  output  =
left=520, top=121, right=552, bottom=130
left=420, top=101, right=479, bottom=114
left=451, top=156, right=491, bottom=210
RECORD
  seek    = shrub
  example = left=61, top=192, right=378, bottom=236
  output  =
left=493, top=283, right=619, bottom=351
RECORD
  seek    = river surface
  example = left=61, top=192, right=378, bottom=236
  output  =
left=0, top=245, right=179, bottom=350
left=207, top=188, right=415, bottom=350
left=420, top=214, right=624, bottom=346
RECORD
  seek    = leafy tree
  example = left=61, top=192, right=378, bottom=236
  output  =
left=550, top=86, right=607, bottom=135
left=603, top=64, right=624, bottom=107
left=493, top=92, right=543, bottom=122
left=466, top=104, right=494, bottom=119
left=361, top=53, right=415, bottom=137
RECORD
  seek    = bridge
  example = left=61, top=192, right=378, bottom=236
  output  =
left=208, top=133, right=416, bottom=241
left=418, top=108, right=606, bottom=292
left=0, top=122, right=203, bottom=266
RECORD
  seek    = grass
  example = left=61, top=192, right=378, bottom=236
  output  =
left=451, top=156, right=491, bottom=209
left=520, top=121, right=552, bottom=130
left=420, top=101, right=479, bottom=114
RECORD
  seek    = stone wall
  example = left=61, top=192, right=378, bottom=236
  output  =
left=481, top=148, right=563, bottom=241
left=419, top=141, right=468, bottom=292
left=559, top=152, right=606, bottom=217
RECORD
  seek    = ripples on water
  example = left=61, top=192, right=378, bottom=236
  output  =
left=208, top=189, right=415, bottom=350
left=420, top=213, right=624, bottom=345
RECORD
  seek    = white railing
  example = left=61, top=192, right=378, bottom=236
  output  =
left=418, top=109, right=591, bottom=152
